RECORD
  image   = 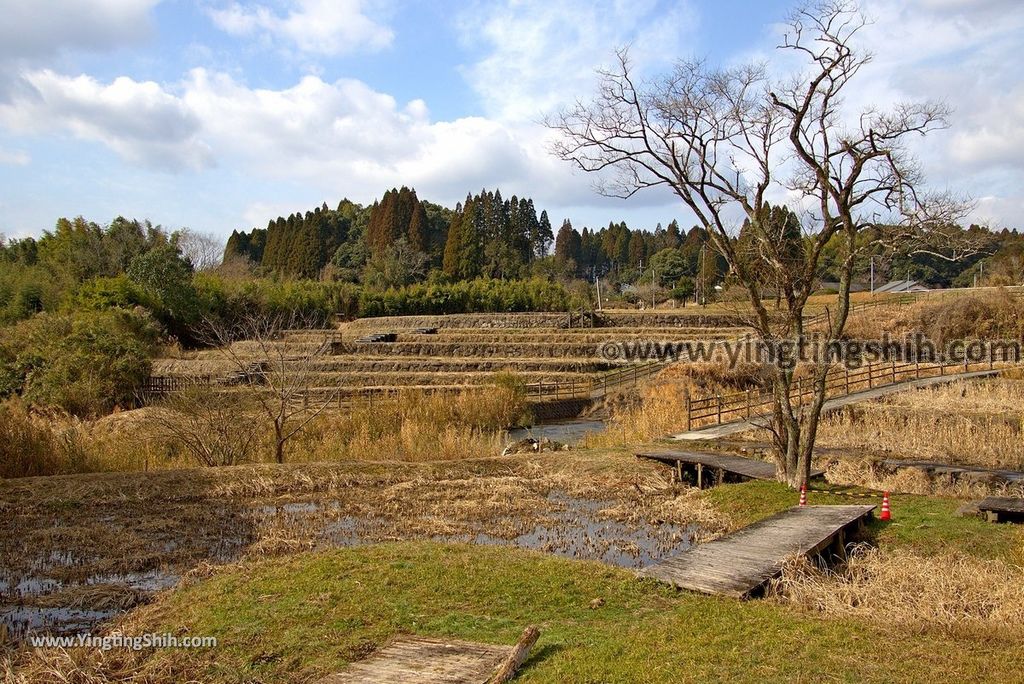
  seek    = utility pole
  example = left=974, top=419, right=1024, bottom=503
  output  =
left=595, top=272, right=602, bottom=310
left=652, top=262, right=657, bottom=309
left=699, top=242, right=707, bottom=306
left=870, top=255, right=875, bottom=295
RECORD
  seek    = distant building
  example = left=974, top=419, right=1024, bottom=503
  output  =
left=872, top=279, right=931, bottom=294
left=818, top=281, right=868, bottom=293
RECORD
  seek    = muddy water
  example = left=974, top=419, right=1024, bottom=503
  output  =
left=1, top=490, right=693, bottom=640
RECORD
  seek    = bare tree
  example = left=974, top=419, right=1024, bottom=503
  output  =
left=549, top=0, right=970, bottom=487
left=148, top=384, right=261, bottom=467
left=175, top=228, right=225, bottom=272
left=202, top=312, right=338, bottom=464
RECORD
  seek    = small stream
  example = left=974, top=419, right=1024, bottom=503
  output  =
left=505, top=419, right=606, bottom=445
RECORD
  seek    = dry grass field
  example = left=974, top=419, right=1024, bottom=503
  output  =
left=6, top=292, right=1024, bottom=682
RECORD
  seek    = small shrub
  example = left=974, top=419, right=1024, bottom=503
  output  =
left=0, top=308, right=159, bottom=416
left=147, top=385, right=262, bottom=467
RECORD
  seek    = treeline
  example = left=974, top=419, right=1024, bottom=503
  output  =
left=0, top=214, right=585, bottom=416
left=224, top=187, right=554, bottom=284
left=818, top=224, right=1024, bottom=289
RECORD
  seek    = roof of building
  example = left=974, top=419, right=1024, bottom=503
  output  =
left=873, top=279, right=930, bottom=294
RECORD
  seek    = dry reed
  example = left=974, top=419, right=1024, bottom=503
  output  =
left=770, top=545, right=1024, bottom=638
left=815, top=380, right=1024, bottom=470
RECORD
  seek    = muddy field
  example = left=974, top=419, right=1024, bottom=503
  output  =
left=0, top=452, right=721, bottom=642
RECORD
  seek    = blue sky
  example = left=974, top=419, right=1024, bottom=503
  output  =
left=1, top=0, right=1022, bottom=243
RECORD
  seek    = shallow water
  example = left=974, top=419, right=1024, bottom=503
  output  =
left=461, top=492, right=692, bottom=568
left=2, top=489, right=694, bottom=640
left=316, top=491, right=693, bottom=569
left=506, top=420, right=606, bottom=445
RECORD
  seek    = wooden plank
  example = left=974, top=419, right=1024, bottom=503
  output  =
left=319, top=636, right=511, bottom=684
left=639, top=505, right=875, bottom=597
left=977, top=497, right=1024, bottom=515
left=636, top=450, right=826, bottom=483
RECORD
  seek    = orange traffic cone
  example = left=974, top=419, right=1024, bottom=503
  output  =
left=799, top=483, right=807, bottom=507
left=880, top=491, right=891, bottom=521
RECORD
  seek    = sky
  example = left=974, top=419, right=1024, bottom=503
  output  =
left=0, top=0, right=1022, bottom=242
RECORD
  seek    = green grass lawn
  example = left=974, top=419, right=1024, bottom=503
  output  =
left=118, top=535, right=1023, bottom=683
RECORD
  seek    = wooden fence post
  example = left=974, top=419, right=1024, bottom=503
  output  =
left=915, top=358, right=920, bottom=380
left=746, top=389, right=752, bottom=418
left=891, top=360, right=897, bottom=384
left=867, top=363, right=873, bottom=389
left=716, top=395, right=722, bottom=424
left=845, top=367, right=850, bottom=394
left=684, top=389, right=692, bottom=431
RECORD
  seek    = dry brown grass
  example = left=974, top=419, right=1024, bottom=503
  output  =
left=821, top=458, right=1024, bottom=497
left=0, top=384, right=531, bottom=477
left=290, top=387, right=525, bottom=463
left=843, top=289, right=1024, bottom=342
left=770, top=545, right=1024, bottom=638
left=815, top=379, right=1024, bottom=470
left=585, top=362, right=771, bottom=447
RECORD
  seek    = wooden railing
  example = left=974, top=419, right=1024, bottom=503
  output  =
left=524, top=360, right=669, bottom=401
left=681, top=352, right=1015, bottom=431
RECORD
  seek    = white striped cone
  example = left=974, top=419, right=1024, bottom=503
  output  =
left=799, top=483, right=807, bottom=507
left=880, top=491, right=891, bottom=520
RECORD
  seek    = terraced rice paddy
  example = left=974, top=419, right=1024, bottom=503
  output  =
left=154, top=310, right=751, bottom=395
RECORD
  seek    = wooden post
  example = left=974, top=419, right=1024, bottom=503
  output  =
left=845, top=367, right=850, bottom=394
left=716, top=395, right=722, bottom=424
left=915, top=358, right=920, bottom=380
left=488, top=626, right=541, bottom=684
left=697, top=462, right=704, bottom=489
left=989, top=343, right=994, bottom=370
left=684, top=390, right=692, bottom=431
left=746, top=389, right=752, bottom=418
left=891, top=360, right=897, bottom=384
left=964, top=354, right=969, bottom=373
left=867, top=363, right=873, bottom=389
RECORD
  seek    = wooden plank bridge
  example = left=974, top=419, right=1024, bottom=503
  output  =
left=636, top=450, right=823, bottom=488
left=319, top=636, right=510, bottom=683
left=977, top=497, right=1024, bottom=523
left=639, top=505, right=875, bottom=597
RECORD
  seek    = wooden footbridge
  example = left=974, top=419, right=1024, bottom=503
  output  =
left=639, top=505, right=875, bottom=597
left=319, top=627, right=540, bottom=684
left=636, top=450, right=823, bottom=488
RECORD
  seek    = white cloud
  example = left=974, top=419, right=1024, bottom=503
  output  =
left=0, top=0, right=161, bottom=61
left=0, top=147, right=29, bottom=166
left=207, top=0, right=393, bottom=56
left=851, top=0, right=1024, bottom=227
left=0, top=65, right=584, bottom=209
left=0, top=70, right=210, bottom=171
left=457, top=0, right=697, bottom=123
